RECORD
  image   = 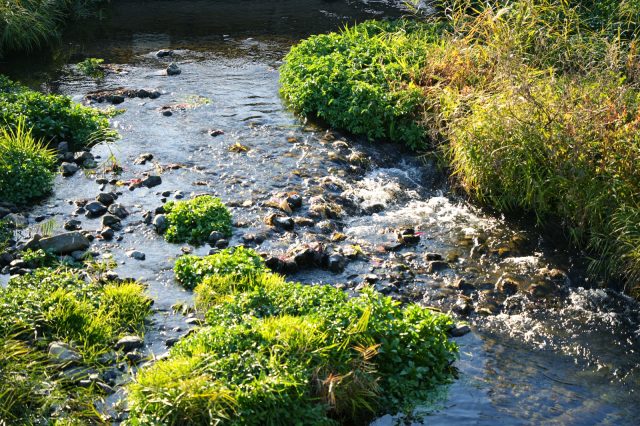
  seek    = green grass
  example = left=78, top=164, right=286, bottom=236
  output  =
left=128, top=249, right=457, bottom=425
left=0, top=118, right=56, bottom=204
left=77, top=57, right=105, bottom=78
left=163, top=195, right=233, bottom=246
left=0, top=75, right=114, bottom=151
left=0, top=267, right=152, bottom=423
left=0, top=0, right=106, bottom=56
left=280, top=0, right=640, bottom=297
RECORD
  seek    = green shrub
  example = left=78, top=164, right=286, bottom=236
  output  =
left=21, top=248, right=57, bottom=268
left=128, top=252, right=457, bottom=425
left=0, top=75, right=113, bottom=151
left=77, top=57, right=104, bottom=78
left=174, top=246, right=266, bottom=290
left=280, top=20, right=444, bottom=149
left=163, top=195, right=233, bottom=245
left=0, top=218, right=12, bottom=250
left=0, top=119, right=56, bottom=204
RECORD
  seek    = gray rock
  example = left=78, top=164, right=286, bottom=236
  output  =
left=61, top=162, right=80, bottom=177
left=208, top=231, right=224, bottom=244
left=115, top=335, right=144, bottom=352
left=73, top=151, right=94, bottom=165
left=153, top=214, right=168, bottom=234
left=49, top=341, right=81, bottom=364
left=127, top=250, right=145, bottom=261
left=71, top=250, right=87, bottom=261
left=100, top=228, right=115, bottom=240
left=39, top=232, right=90, bottom=254
left=4, top=213, right=27, bottom=228
left=166, top=63, right=181, bottom=76
left=101, top=214, right=122, bottom=229
left=273, top=216, right=294, bottom=231
left=427, top=260, right=450, bottom=273
left=85, top=201, right=108, bottom=218
left=0, top=252, right=14, bottom=266
left=96, top=192, right=116, bottom=206
left=107, top=203, right=129, bottom=219
left=64, top=219, right=82, bottom=231
left=327, top=254, right=346, bottom=273
left=156, top=49, right=173, bottom=58
left=449, top=324, right=471, bottom=337
left=141, top=175, right=162, bottom=188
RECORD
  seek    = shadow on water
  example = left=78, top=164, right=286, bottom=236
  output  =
left=1, top=1, right=639, bottom=425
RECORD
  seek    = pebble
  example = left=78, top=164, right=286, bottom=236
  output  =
left=85, top=201, right=108, bottom=218
left=142, top=175, right=162, bottom=188
left=127, top=250, right=146, bottom=261
left=61, top=162, right=79, bottom=177
left=115, top=335, right=144, bottom=352
left=166, top=63, right=181, bottom=76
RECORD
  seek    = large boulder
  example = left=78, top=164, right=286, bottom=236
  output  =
left=39, top=232, right=91, bottom=254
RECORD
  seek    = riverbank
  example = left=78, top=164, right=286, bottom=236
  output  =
left=280, top=0, right=640, bottom=297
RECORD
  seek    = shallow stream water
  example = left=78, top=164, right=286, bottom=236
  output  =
left=2, top=1, right=639, bottom=424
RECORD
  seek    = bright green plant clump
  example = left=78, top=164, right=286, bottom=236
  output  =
left=77, top=57, right=105, bottom=78
left=0, top=119, right=56, bottom=204
left=174, top=246, right=266, bottom=290
left=128, top=250, right=457, bottom=425
left=0, top=75, right=113, bottom=151
left=163, top=195, right=233, bottom=245
left=0, top=268, right=152, bottom=358
left=280, top=20, right=443, bottom=149
left=0, top=267, right=152, bottom=423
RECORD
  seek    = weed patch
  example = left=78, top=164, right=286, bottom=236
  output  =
left=163, top=195, right=233, bottom=245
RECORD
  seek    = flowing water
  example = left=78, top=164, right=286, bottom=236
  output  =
left=1, top=1, right=639, bottom=424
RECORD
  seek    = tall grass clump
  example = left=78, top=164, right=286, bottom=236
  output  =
left=0, top=0, right=106, bottom=56
left=0, top=75, right=114, bottom=151
left=0, top=267, right=152, bottom=422
left=281, top=0, right=640, bottom=296
left=128, top=249, right=458, bottom=425
left=0, top=118, right=56, bottom=204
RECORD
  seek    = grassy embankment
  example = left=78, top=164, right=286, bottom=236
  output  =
left=280, top=0, right=640, bottom=297
left=0, top=0, right=105, bottom=56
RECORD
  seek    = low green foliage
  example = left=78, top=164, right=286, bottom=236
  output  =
left=0, top=118, right=56, bottom=204
left=0, top=219, right=12, bottom=250
left=128, top=250, right=457, bottom=425
left=280, top=20, right=443, bottom=149
left=21, top=248, right=57, bottom=268
left=174, top=246, right=266, bottom=290
left=0, top=75, right=113, bottom=151
left=163, top=195, right=233, bottom=245
left=77, top=57, right=105, bottom=78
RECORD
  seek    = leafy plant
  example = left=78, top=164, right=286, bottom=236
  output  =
left=163, top=195, right=233, bottom=245
left=128, top=250, right=457, bottom=425
left=0, top=74, right=114, bottom=151
left=76, top=57, right=104, bottom=78
left=280, top=20, right=443, bottom=150
left=0, top=118, right=56, bottom=204
left=174, top=246, right=266, bottom=290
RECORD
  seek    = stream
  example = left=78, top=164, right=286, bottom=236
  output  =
left=1, top=1, right=639, bottom=424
